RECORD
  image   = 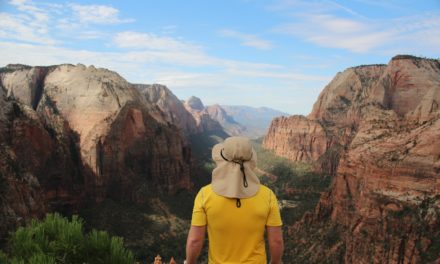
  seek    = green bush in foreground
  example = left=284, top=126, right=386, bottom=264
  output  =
left=2, top=213, right=134, bottom=264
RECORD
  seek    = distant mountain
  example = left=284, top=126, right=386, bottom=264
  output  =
left=218, top=105, right=289, bottom=138
left=205, top=104, right=246, bottom=137
left=184, top=96, right=205, bottom=111
left=183, top=96, right=224, bottom=133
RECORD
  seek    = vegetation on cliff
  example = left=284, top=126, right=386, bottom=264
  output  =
left=0, top=213, right=134, bottom=264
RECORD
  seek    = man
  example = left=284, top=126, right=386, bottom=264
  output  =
left=185, top=137, right=284, bottom=264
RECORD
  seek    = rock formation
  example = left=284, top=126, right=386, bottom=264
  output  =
left=264, top=115, right=330, bottom=162
left=185, top=96, right=204, bottom=111
left=0, top=64, right=191, bottom=241
left=183, top=96, right=224, bottom=132
left=135, top=84, right=199, bottom=135
left=264, top=55, right=440, bottom=263
left=0, top=82, right=86, bottom=243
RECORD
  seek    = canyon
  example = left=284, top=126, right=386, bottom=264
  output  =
left=1, top=55, right=439, bottom=263
left=264, top=55, right=440, bottom=263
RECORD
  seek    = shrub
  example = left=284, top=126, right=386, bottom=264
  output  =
left=3, top=213, right=134, bottom=264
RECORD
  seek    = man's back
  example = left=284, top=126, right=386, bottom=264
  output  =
left=191, top=184, right=282, bottom=263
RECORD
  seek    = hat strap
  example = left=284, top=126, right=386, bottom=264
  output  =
left=220, top=149, right=249, bottom=188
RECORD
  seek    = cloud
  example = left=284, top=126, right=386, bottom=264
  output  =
left=276, top=14, right=392, bottom=52
left=0, top=0, right=56, bottom=44
left=0, top=40, right=329, bottom=86
left=273, top=0, right=440, bottom=54
left=220, top=29, right=273, bottom=50
left=69, top=4, right=134, bottom=24
left=113, top=31, right=200, bottom=51
left=268, top=0, right=363, bottom=17
left=9, top=0, right=48, bottom=21
left=1, top=0, right=136, bottom=44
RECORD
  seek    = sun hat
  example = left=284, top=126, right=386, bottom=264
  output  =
left=211, top=136, right=260, bottom=200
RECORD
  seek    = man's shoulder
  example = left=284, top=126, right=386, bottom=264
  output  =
left=200, top=184, right=213, bottom=193
left=259, top=184, right=274, bottom=194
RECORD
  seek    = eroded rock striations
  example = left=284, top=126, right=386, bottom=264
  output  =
left=264, top=56, right=440, bottom=263
left=264, top=115, right=330, bottom=162
left=135, top=84, right=200, bottom=136
left=0, top=64, right=191, bottom=241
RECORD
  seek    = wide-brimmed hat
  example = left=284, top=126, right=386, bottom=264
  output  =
left=211, top=137, right=260, bottom=199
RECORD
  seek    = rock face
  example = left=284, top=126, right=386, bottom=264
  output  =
left=135, top=84, right=199, bottom=135
left=264, top=115, right=331, bottom=162
left=321, top=106, right=440, bottom=264
left=0, top=83, right=86, bottom=243
left=0, top=64, right=191, bottom=241
left=264, top=55, right=440, bottom=263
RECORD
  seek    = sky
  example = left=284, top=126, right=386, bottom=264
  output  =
left=0, top=0, right=439, bottom=114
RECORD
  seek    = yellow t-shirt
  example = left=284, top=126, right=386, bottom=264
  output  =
left=191, top=184, right=282, bottom=264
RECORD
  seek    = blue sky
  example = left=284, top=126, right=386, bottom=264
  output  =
left=1, top=0, right=439, bottom=114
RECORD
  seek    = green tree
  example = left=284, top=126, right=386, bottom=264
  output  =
left=3, top=213, right=134, bottom=264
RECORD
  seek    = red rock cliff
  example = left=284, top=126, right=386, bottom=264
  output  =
left=265, top=56, right=440, bottom=263
left=263, top=115, right=331, bottom=162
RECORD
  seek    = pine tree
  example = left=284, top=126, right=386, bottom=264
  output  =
left=2, top=213, right=134, bottom=264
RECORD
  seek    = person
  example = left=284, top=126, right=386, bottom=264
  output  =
left=185, top=136, right=284, bottom=264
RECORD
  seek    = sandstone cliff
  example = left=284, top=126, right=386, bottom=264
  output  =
left=135, top=84, right=200, bottom=135
left=264, top=55, right=440, bottom=263
left=0, top=64, right=191, bottom=241
left=0, top=83, right=86, bottom=243
left=264, top=115, right=331, bottom=162
left=319, top=105, right=440, bottom=263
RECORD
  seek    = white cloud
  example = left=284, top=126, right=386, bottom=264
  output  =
left=314, top=15, right=365, bottom=33
left=1, top=0, right=136, bottom=44
left=10, top=0, right=48, bottom=19
left=0, top=40, right=328, bottom=85
left=276, top=9, right=440, bottom=54
left=69, top=4, right=134, bottom=24
left=270, top=0, right=440, bottom=55
left=276, top=15, right=392, bottom=53
left=268, top=0, right=363, bottom=17
left=114, top=31, right=200, bottom=51
left=220, top=29, right=273, bottom=50
left=225, top=67, right=330, bottom=82
left=0, top=7, right=55, bottom=44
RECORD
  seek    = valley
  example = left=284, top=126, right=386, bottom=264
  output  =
left=0, top=55, right=439, bottom=263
